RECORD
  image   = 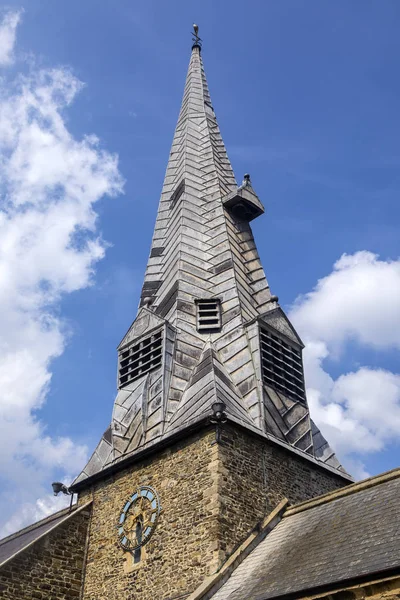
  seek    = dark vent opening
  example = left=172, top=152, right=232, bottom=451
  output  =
left=260, top=328, right=305, bottom=403
left=196, top=299, right=221, bottom=333
left=119, top=331, right=162, bottom=388
left=170, top=179, right=185, bottom=208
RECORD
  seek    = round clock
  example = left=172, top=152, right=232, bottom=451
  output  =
left=117, top=486, right=161, bottom=551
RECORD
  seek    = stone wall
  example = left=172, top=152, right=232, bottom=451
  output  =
left=0, top=508, right=90, bottom=600
left=78, top=423, right=348, bottom=600
left=216, top=424, right=348, bottom=560
left=299, top=575, right=400, bottom=600
left=79, top=429, right=220, bottom=600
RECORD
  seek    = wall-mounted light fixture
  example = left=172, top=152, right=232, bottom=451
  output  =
left=52, top=481, right=71, bottom=496
left=52, top=481, right=74, bottom=510
left=210, top=401, right=227, bottom=444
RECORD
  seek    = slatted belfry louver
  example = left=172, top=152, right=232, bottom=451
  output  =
left=196, top=299, right=221, bottom=332
left=119, top=331, right=162, bottom=388
left=260, top=328, right=305, bottom=403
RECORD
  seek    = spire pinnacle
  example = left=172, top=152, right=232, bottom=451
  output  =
left=191, top=23, right=202, bottom=50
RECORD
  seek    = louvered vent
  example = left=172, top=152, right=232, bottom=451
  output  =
left=119, top=331, right=162, bottom=388
left=260, top=328, right=305, bottom=403
left=196, top=299, right=221, bottom=332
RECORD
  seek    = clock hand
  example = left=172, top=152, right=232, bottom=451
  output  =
left=135, top=495, right=143, bottom=513
left=124, top=515, right=136, bottom=533
left=142, top=510, right=157, bottom=529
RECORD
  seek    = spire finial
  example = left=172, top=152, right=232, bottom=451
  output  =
left=192, top=23, right=202, bottom=50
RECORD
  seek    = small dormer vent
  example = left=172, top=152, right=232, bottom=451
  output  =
left=260, top=328, right=305, bottom=403
left=119, top=330, right=162, bottom=388
left=196, top=299, right=221, bottom=333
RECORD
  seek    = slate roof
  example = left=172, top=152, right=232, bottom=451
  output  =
left=210, top=468, right=400, bottom=600
left=73, top=36, right=347, bottom=488
left=0, top=502, right=91, bottom=568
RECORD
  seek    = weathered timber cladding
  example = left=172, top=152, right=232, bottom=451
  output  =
left=169, top=179, right=185, bottom=208
left=78, top=423, right=347, bottom=599
left=156, top=281, right=179, bottom=317
left=140, top=280, right=162, bottom=306
left=0, top=509, right=90, bottom=600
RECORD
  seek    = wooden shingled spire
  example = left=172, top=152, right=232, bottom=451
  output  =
left=73, top=35, right=349, bottom=488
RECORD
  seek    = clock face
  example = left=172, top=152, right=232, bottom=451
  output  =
left=117, top=486, right=161, bottom=552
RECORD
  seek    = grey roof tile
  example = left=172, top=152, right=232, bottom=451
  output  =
left=211, top=472, right=400, bottom=600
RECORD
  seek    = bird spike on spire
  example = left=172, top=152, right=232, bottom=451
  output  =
left=192, top=23, right=202, bottom=50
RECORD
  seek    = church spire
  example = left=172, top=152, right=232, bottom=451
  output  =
left=139, top=27, right=270, bottom=323
left=73, top=31, right=348, bottom=488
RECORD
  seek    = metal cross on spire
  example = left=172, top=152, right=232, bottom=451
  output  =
left=192, top=23, right=202, bottom=50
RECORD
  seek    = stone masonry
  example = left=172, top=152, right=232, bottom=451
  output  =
left=78, top=422, right=348, bottom=600
left=79, top=429, right=220, bottom=600
left=216, top=424, right=346, bottom=562
left=0, top=29, right=398, bottom=600
left=299, top=577, right=400, bottom=600
left=0, top=508, right=90, bottom=600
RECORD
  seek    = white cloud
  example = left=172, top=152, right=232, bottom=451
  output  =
left=291, top=251, right=400, bottom=353
left=0, top=13, right=124, bottom=537
left=0, top=10, right=22, bottom=66
left=290, top=252, right=400, bottom=479
left=2, top=493, right=77, bottom=539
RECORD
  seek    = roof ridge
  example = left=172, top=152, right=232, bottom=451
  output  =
left=0, top=503, right=79, bottom=546
left=186, top=498, right=289, bottom=600
left=285, top=466, right=400, bottom=517
left=0, top=501, right=92, bottom=568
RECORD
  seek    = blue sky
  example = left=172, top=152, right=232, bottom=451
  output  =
left=0, top=1, right=399, bottom=534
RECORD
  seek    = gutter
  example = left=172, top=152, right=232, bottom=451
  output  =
left=71, top=413, right=353, bottom=494
left=71, top=416, right=213, bottom=492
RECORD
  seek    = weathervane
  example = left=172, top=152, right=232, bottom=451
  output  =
left=192, top=23, right=202, bottom=49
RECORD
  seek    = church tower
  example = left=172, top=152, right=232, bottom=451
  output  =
left=73, top=28, right=352, bottom=600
